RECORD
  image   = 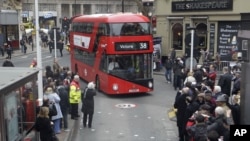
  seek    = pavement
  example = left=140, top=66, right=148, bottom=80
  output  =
left=57, top=116, right=77, bottom=141
left=0, top=45, right=76, bottom=141
left=0, top=45, right=40, bottom=60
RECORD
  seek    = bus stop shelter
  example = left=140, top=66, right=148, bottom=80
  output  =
left=0, top=67, right=39, bottom=141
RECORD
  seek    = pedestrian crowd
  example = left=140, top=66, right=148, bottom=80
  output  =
left=33, top=59, right=96, bottom=141
left=164, top=48, right=241, bottom=141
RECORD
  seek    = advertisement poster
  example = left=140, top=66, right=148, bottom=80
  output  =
left=217, top=21, right=240, bottom=61
left=4, top=92, right=19, bottom=141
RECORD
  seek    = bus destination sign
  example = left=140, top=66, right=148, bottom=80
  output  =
left=115, top=42, right=149, bottom=51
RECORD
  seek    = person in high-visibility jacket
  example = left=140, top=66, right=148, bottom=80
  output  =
left=69, top=75, right=81, bottom=120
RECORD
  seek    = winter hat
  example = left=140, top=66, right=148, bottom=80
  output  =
left=204, top=90, right=212, bottom=96
left=216, top=94, right=227, bottom=102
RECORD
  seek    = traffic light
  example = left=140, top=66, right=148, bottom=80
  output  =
left=151, top=16, right=156, bottom=28
left=62, top=17, right=69, bottom=31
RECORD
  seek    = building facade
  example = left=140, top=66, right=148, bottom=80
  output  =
left=22, top=0, right=138, bottom=31
left=154, top=0, right=250, bottom=62
left=0, top=0, right=22, bottom=49
left=0, top=0, right=138, bottom=49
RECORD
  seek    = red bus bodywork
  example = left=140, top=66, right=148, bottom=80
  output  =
left=70, top=13, right=154, bottom=94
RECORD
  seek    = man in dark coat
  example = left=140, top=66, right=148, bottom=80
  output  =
left=174, top=87, right=190, bottom=141
left=165, top=56, right=173, bottom=83
left=6, top=44, right=12, bottom=59
left=0, top=45, right=4, bottom=56
left=231, top=71, right=241, bottom=95
left=81, top=82, right=96, bottom=128
left=218, top=67, right=233, bottom=97
left=173, top=58, right=184, bottom=90
left=56, top=81, right=70, bottom=131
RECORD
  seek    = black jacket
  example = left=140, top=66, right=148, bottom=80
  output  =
left=218, top=73, right=233, bottom=96
left=81, top=88, right=96, bottom=114
left=35, top=117, right=53, bottom=141
left=57, top=85, right=70, bottom=112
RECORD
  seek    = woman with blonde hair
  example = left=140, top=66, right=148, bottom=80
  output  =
left=183, top=71, right=196, bottom=86
left=35, top=107, right=54, bottom=141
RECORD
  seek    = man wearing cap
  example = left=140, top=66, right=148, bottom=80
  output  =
left=215, top=94, right=234, bottom=125
left=69, top=75, right=82, bottom=120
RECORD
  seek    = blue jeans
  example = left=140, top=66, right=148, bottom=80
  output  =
left=165, top=69, right=172, bottom=82
left=53, top=118, right=61, bottom=133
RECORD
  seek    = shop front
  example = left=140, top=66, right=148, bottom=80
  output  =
left=0, top=10, right=20, bottom=50
left=155, top=0, right=250, bottom=63
left=0, top=68, right=39, bottom=141
left=39, top=11, right=57, bottom=30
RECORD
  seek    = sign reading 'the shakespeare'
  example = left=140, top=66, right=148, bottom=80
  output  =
left=172, top=0, right=233, bottom=12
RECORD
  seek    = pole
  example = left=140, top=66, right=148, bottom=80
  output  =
left=107, top=0, right=109, bottom=13
left=74, top=0, right=76, bottom=15
left=190, top=29, right=194, bottom=72
left=122, top=0, right=124, bottom=13
left=54, top=29, right=57, bottom=59
left=35, top=0, right=43, bottom=106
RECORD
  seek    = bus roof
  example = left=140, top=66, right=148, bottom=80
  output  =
left=72, top=13, right=150, bottom=23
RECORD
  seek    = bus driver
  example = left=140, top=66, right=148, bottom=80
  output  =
left=108, top=58, right=120, bottom=71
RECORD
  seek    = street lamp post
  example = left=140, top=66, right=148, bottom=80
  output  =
left=74, top=0, right=77, bottom=15
left=35, top=0, right=43, bottom=107
left=122, top=0, right=124, bottom=13
left=186, top=27, right=196, bottom=72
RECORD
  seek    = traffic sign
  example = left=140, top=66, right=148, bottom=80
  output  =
left=20, top=25, right=25, bottom=31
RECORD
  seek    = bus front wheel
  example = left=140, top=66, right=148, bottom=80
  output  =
left=95, top=76, right=101, bottom=92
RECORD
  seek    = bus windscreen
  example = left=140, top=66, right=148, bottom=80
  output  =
left=100, top=54, right=153, bottom=80
left=100, top=22, right=150, bottom=36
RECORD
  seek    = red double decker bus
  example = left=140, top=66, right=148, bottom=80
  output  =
left=69, top=13, right=154, bottom=94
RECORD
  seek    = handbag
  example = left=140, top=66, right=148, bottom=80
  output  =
left=49, top=103, right=57, bottom=116
left=167, top=107, right=177, bottom=121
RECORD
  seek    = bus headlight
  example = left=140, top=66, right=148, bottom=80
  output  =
left=113, top=83, right=118, bottom=91
left=148, top=81, right=153, bottom=88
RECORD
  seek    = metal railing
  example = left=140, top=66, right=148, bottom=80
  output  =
left=217, top=61, right=230, bottom=72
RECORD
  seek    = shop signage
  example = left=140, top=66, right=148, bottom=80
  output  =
left=44, top=13, right=53, bottom=18
left=217, top=21, right=240, bottom=61
left=38, top=11, right=57, bottom=18
left=209, top=23, right=215, bottom=56
left=172, top=0, right=233, bottom=12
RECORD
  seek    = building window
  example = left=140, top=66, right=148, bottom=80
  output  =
left=39, top=4, right=56, bottom=11
left=83, top=4, right=91, bottom=14
left=196, top=23, right=207, bottom=49
left=172, top=23, right=183, bottom=50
